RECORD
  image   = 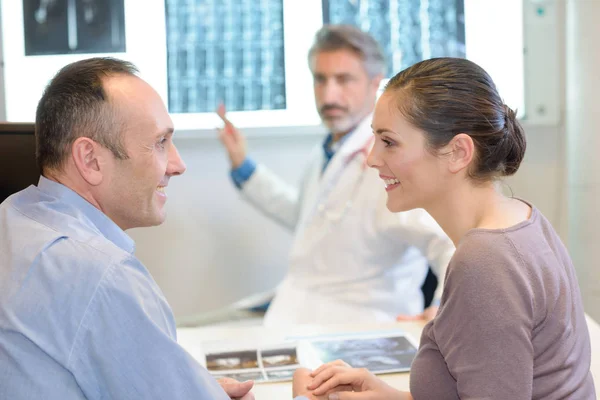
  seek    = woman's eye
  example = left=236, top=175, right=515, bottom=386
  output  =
left=382, top=138, right=394, bottom=147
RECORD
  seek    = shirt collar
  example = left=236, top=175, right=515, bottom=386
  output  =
left=322, top=128, right=353, bottom=158
left=37, top=176, right=136, bottom=254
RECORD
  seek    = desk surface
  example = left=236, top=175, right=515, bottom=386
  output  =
left=177, top=315, right=600, bottom=399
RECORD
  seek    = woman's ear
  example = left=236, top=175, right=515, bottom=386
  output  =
left=71, top=137, right=105, bottom=186
left=447, top=133, right=475, bottom=174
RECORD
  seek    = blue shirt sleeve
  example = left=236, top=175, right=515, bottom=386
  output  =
left=68, top=259, right=230, bottom=400
left=230, top=158, right=257, bottom=189
left=294, top=397, right=311, bottom=400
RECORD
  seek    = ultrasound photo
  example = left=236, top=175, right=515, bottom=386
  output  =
left=309, top=335, right=418, bottom=373
left=23, top=0, right=125, bottom=55
left=206, top=350, right=259, bottom=371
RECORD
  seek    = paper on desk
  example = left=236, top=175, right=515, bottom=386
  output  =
left=199, top=329, right=418, bottom=383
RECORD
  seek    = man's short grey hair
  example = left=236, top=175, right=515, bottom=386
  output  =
left=307, top=24, right=386, bottom=78
left=36, top=57, right=138, bottom=172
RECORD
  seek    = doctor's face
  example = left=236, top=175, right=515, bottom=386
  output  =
left=311, top=49, right=381, bottom=138
left=367, top=92, right=448, bottom=213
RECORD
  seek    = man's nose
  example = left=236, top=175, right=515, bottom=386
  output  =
left=321, top=80, right=342, bottom=104
left=167, top=144, right=186, bottom=176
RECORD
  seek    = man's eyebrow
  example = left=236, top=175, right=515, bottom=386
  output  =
left=155, top=127, right=175, bottom=137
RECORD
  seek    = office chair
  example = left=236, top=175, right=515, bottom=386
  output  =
left=421, top=266, right=439, bottom=309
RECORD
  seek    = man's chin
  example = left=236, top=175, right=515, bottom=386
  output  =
left=154, top=212, right=167, bottom=226
left=143, top=211, right=167, bottom=228
left=323, top=119, right=354, bottom=136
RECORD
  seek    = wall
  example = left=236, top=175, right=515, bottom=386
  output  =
left=565, top=0, right=600, bottom=323
left=506, top=124, right=566, bottom=236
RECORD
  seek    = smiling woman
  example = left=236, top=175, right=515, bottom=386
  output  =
left=299, top=57, right=596, bottom=400
left=369, top=99, right=448, bottom=214
left=369, top=57, right=528, bottom=220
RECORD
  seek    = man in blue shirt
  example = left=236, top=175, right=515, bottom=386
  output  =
left=0, top=58, right=264, bottom=399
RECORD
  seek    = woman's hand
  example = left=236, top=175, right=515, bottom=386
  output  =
left=306, top=360, right=411, bottom=400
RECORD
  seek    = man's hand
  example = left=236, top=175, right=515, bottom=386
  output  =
left=216, top=104, right=247, bottom=169
left=305, top=361, right=411, bottom=400
left=293, top=368, right=330, bottom=400
left=217, top=377, right=255, bottom=400
left=396, top=305, right=438, bottom=322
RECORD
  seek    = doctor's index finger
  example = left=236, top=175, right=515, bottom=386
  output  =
left=216, top=103, right=232, bottom=125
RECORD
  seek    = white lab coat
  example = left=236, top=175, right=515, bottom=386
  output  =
left=240, top=116, right=455, bottom=326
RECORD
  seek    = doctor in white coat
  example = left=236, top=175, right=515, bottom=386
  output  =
left=217, top=25, right=455, bottom=326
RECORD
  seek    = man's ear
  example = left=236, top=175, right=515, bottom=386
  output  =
left=71, top=137, right=105, bottom=186
left=446, top=133, right=475, bottom=174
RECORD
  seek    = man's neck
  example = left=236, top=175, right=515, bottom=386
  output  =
left=332, top=131, right=348, bottom=143
left=43, top=170, right=104, bottom=215
left=332, top=123, right=360, bottom=142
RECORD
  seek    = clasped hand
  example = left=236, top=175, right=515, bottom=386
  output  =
left=292, top=360, right=411, bottom=400
left=218, top=377, right=255, bottom=400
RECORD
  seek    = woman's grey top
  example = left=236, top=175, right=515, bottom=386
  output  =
left=410, top=205, right=596, bottom=399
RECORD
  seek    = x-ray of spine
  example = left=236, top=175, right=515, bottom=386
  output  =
left=23, top=0, right=126, bottom=55
left=322, top=0, right=465, bottom=76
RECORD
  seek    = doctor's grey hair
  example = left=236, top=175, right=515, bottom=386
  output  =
left=308, top=24, right=386, bottom=78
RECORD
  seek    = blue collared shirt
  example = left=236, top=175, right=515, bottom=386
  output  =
left=0, top=177, right=229, bottom=399
left=231, top=157, right=258, bottom=188
left=321, top=132, right=336, bottom=173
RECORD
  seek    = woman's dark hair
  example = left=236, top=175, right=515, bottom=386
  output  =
left=385, top=57, right=526, bottom=180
